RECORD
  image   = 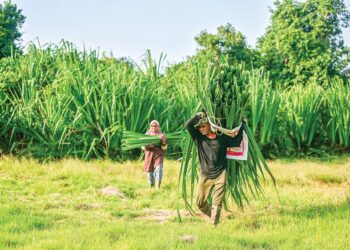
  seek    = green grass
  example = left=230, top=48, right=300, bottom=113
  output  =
left=0, top=156, right=349, bottom=249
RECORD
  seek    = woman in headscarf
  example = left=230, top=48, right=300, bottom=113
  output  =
left=142, top=120, right=167, bottom=188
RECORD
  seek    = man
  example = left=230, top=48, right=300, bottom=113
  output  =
left=185, top=112, right=244, bottom=225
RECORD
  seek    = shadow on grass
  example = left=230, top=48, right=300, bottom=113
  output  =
left=0, top=206, right=53, bottom=248
left=235, top=238, right=274, bottom=249
left=0, top=237, right=24, bottom=249
left=0, top=206, right=53, bottom=233
left=280, top=197, right=350, bottom=219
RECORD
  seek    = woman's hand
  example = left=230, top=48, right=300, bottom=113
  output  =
left=160, top=133, right=166, bottom=145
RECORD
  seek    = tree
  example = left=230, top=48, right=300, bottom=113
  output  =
left=194, top=23, right=259, bottom=68
left=257, top=0, right=350, bottom=86
left=0, top=0, right=25, bottom=58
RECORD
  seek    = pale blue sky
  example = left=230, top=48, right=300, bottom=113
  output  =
left=10, top=0, right=350, bottom=64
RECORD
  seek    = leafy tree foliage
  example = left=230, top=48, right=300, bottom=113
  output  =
left=194, top=23, right=259, bottom=68
left=0, top=0, right=25, bottom=58
left=257, top=0, right=350, bottom=86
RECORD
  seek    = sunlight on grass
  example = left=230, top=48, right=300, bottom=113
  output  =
left=0, top=156, right=349, bottom=249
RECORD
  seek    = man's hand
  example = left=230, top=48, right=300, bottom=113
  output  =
left=196, top=112, right=207, bottom=119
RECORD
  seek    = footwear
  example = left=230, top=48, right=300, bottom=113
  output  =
left=211, top=205, right=222, bottom=226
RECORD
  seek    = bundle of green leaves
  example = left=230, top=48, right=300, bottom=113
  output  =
left=179, top=61, right=276, bottom=212
left=122, top=131, right=183, bottom=151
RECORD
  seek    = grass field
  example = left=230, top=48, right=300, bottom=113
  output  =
left=0, top=156, right=349, bottom=249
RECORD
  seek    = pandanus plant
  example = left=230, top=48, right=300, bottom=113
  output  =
left=327, top=80, right=350, bottom=147
left=281, top=83, right=323, bottom=151
left=248, top=68, right=280, bottom=145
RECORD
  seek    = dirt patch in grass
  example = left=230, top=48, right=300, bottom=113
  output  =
left=100, top=186, right=126, bottom=198
left=308, top=173, right=346, bottom=184
left=75, top=203, right=101, bottom=210
left=143, top=209, right=177, bottom=223
left=181, top=234, right=197, bottom=243
left=141, top=209, right=236, bottom=224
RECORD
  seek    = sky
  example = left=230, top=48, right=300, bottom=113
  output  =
left=10, top=0, right=350, bottom=64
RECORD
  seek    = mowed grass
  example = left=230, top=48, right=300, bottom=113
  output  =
left=0, top=156, right=349, bottom=250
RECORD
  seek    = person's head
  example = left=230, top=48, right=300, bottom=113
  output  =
left=197, top=122, right=211, bottom=136
left=194, top=117, right=212, bottom=136
left=150, top=120, right=160, bottom=133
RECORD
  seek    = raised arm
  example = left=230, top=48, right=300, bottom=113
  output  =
left=184, top=114, right=201, bottom=141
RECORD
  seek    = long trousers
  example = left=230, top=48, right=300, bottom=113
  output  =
left=196, top=169, right=226, bottom=225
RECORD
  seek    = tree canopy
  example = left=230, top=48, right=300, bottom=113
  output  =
left=0, top=0, right=25, bottom=58
left=257, top=0, right=350, bottom=86
left=194, top=23, right=259, bottom=68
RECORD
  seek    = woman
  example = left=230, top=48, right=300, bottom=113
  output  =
left=142, top=120, right=167, bottom=188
